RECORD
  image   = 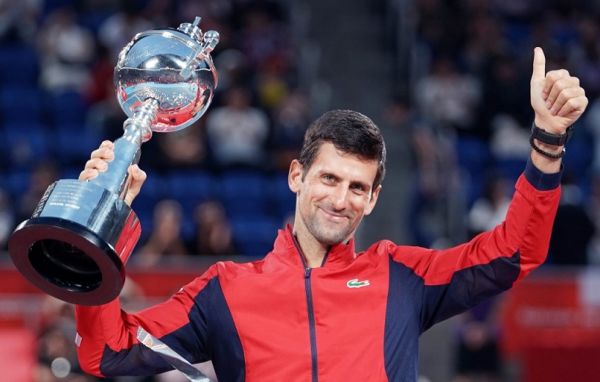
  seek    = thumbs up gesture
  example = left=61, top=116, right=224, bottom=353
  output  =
left=530, top=47, right=588, bottom=134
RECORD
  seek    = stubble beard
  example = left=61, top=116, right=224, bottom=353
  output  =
left=301, top=208, right=355, bottom=246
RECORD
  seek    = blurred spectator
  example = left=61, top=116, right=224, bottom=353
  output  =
left=0, top=188, right=14, bottom=251
left=213, top=49, right=251, bottom=95
left=35, top=298, right=92, bottom=381
left=256, top=58, right=290, bottom=111
left=548, top=180, right=595, bottom=266
left=153, top=126, right=209, bottom=171
left=452, top=298, right=501, bottom=382
left=237, top=2, right=290, bottom=69
left=480, top=52, right=531, bottom=134
left=16, top=162, right=58, bottom=223
left=462, top=14, right=506, bottom=75
left=401, top=96, right=460, bottom=247
left=135, top=199, right=189, bottom=267
left=468, top=176, right=511, bottom=237
left=269, top=90, right=309, bottom=171
left=84, top=43, right=114, bottom=105
left=37, top=7, right=95, bottom=93
left=0, top=0, right=39, bottom=44
left=206, top=86, right=270, bottom=170
left=414, top=55, right=483, bottom=138
left=191, top=200, right=236, bottom=256
left=568, top=15, right=600, bottom=100
left=97, top=0, right=153, bottom=60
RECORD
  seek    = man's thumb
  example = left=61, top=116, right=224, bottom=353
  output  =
left=532, top=47, right=546, bottom=82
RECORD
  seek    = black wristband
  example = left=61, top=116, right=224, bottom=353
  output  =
left=529, top=135, right=565, bottom=159
left=530, top=122, right=572, bottom=146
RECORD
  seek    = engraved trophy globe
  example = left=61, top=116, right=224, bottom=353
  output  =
left=8, top=17, right=219, bottom=305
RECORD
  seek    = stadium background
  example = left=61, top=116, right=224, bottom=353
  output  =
left=1, top=0, right=600, bottom=380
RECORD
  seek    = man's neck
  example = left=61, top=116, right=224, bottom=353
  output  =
left=292, top=222, right=328, bottom=268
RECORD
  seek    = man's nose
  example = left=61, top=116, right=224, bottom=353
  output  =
left=331, top=186, right=349, bottom=210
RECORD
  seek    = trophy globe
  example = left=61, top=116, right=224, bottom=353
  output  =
left=8, top=18, right=219, bottom=305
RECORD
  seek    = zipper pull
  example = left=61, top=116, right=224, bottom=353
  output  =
left=305, top=267, right=311, bottom=278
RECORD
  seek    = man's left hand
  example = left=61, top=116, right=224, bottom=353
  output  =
left=530, top=47, right=588, bottom=134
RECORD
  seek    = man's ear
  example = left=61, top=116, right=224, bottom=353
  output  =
left=364, top=185, right=382, bottom=216
left=288, top=159, right=303, bottom=193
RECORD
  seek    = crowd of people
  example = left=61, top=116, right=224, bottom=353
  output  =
left=393, top=0, right=600, bottom=270
left=0, top=0, right=306, bottom=261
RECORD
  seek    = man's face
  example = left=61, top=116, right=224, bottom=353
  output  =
left=289, top=142, right=381, bottom=245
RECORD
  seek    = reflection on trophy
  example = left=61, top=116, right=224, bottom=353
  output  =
left=8, top=17, right=219, bottom=306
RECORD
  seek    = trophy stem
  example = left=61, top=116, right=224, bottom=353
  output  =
left=92, top=99, right=158, bottom=197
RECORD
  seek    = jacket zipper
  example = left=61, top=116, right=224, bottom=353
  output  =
left=291, top=233, right=322, bottom=382
left=304, top=267, right=318, bottom=382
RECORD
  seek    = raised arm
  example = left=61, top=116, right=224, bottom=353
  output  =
left=75, top=141, right=210, bottom=377
left=388, top=47, right=587, bottom=332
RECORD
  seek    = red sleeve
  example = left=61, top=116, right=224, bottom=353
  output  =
left=387, top=160, right=561, bottom=330
left=75, top=265, right=219, bottom=377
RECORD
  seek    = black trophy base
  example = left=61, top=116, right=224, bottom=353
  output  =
left=7, top=179, right=141, bottom=306
left=9, top=217, right=126, bottom=305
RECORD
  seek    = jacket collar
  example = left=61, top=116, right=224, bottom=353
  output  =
left=266, top=224, right=356, bottom=270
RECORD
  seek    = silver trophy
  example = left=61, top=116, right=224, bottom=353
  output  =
left=8, top=17, right=219, bottom=305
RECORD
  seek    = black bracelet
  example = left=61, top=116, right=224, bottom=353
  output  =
left=529, top=135, right=565, bottom=159
left=530, top=122, right=573, bottom=146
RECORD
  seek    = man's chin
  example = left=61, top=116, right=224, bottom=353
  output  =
left=313, top=228, right=352, bottom=246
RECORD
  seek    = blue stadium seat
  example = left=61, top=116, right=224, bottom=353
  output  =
left=55, top=127, right=100, bottom=165
left=4, top=170, right=30, bottom=200
left=2, top=123, right=49, bottom=168
left=231, top=215, right=280, bottom=256
left=0, top=87, right=44, bottom=123
left=269, top=173, right=295, bottom=220
left=219, top=171, right=269, bottom=218
left=167, top=171, right=216, bottom=206
left=455, top=137, right=492, bottom=205
left=0, top=45, right=39, bottom=86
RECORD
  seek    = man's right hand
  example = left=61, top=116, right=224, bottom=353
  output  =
left=79, top=140, right=147, bottom=206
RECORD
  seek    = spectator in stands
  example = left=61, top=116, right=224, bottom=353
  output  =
left=453, top=298, right=501, bottom=382
left=407, top=106, right=460, bottom=247
left=548, top=178, right=595, bottom=266
left=97, top=0, right=153, bottom=61
left=152, top=126, right=209, bottom=171
left=468, top=175, right=511, bottom=237
left=135, top=199, right=190, bottom=267
left=205, top=86, right=270, bottom=170
left=237, top=2, right=290, bottom=69
left=37, top=7, right=95, bottom=93
left=35, top=297, right=93, bottom=381
left=191, top=200, right=236, bottom=256
left=414, top=54, right=482, bottom=138
left=270, top=90, right=309, bottom=171
left=0, top=0, right=39, bottom=44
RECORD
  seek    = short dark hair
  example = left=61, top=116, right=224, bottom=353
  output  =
left=299, top=109, right=386, bottom=188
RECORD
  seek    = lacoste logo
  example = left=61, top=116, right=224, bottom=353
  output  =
left=347, top=278, right=370, bottom=288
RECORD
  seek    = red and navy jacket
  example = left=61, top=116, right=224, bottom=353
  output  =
left=75, top=160, right=561, bottom=381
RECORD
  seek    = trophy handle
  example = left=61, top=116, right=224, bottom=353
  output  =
left=137, top=327, right=212, bottom=381
left=92, top=98, right=158, bottom=198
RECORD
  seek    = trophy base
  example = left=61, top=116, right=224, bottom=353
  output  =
left=8, top=180, right=141, bottom=305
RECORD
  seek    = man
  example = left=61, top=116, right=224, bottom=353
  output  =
left=75, top=48, right=587, bottom=381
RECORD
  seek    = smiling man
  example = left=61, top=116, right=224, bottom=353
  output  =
left=75, top=48, right=588, bottom=381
